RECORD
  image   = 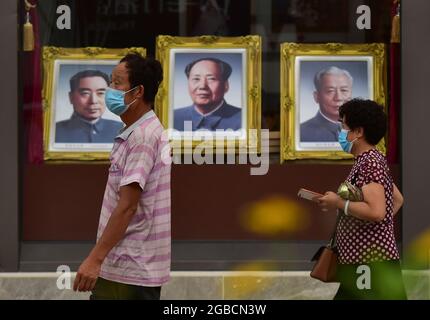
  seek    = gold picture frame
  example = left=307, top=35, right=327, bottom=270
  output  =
left=42, top=46, right=146, bottom=161
left=280, top=43, right=386, bottom=162
left=155, top=35, right=261, bottom=154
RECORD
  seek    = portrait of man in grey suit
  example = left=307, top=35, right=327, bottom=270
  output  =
left=300, top=66, right=353, bottom=142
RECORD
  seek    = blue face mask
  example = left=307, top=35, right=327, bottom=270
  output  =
left=104, top=87, right=138, bottom=116
left=338, top=129, right=356, bottom=153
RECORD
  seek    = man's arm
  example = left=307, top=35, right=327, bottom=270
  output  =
left=73, top=183, right=141, bottom=292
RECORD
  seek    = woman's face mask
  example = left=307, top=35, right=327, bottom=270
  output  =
left=338, top=128, right=357, bottom=153
left=104, top=86, right=138, bottom=116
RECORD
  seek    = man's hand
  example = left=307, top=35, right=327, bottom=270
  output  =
left=73, top=256, right=102, bottom=292
left=317, top=191, right=343, bottom=212
left=72, top=184, right=141, bottom=293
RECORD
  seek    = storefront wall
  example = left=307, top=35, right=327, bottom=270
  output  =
left=1, top=0, right=429, bottom=272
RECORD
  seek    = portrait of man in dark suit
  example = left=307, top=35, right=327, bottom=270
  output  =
left=55, top=70, right=123, bottom=143
left=300, top=66, right=353, bottom=142
left=173, top=57, right=242, bottom=131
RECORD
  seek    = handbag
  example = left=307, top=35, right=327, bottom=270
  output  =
left=310, top=215, right=340, bottom=282
left=310, top=246, right=338, bottom=282
left=310, top=181, right=364, bottom=282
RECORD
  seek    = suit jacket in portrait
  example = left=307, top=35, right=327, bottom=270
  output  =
left=300, top=111, right=340, bottom=142
left=173, top=101, right=242, bottom=131
left=55, top=113, right=124, bottom=143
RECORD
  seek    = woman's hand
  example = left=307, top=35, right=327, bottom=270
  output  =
left=317, top=191, right=343, bottom=212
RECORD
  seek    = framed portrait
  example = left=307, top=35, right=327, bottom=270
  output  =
left=155, top=35, right=261, bottom=153
left=280, top=43, right=386, bottom=162
left=42, top=46, right=146, bottom=161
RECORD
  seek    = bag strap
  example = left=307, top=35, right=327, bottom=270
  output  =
left=328, top=210, right=342, bottom=248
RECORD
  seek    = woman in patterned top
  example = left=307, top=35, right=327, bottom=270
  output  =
left=317, top=99, right=407, bottom=300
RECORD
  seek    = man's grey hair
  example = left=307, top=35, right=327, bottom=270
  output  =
left=313, top=66, right=353, bottom=91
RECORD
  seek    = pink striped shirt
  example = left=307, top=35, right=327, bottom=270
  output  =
left=97, top=110, right=171, bottom=287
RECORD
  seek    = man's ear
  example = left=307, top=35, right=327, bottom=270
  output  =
left=313, top=91, right=319, bottom=104
left=224, top=81, right=229, bottom=94
left=136, top=85, right=144, bottom=99
left=68, top=92, right=73, bottom=105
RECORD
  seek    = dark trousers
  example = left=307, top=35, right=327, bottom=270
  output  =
left=334, top=260, right=407, bottom=300
left=90, top=277, right=161, bottom=300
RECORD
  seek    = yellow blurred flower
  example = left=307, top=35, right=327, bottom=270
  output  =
left=239, top=195, right=309, bottom=236
left=406, top=229, right=430, bottom=267
left=226, top=262, right=278, bottom=299
left=233, top=261, right=278, bottom=272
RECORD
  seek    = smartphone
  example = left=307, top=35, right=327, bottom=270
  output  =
left=297, top=188, right=323, bottom=202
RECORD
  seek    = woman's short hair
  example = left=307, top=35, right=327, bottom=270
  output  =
left=339, top=98, right=387, bottom=145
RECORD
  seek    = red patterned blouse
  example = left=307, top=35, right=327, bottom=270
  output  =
left=336, top=149, right=400, bottom=264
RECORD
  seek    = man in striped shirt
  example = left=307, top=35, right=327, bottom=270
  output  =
left=73, top=53, right=171, bottom=300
